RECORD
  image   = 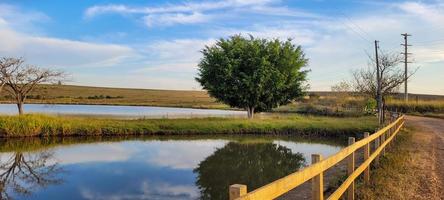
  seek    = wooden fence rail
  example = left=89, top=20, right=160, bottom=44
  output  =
left=229, top=115, right=405, bottom=200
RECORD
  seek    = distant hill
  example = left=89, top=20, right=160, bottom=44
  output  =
left=0, top=84, right=442, bottom=108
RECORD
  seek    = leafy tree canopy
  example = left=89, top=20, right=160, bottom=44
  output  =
left=196, top=35, right=309, bottom=118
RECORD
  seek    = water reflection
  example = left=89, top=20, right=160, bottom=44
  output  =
left=0, top=151, right=62, bottom=199
left=194, top=142, right=306, bottom=200
left=0, top=136, right=341, bottom=200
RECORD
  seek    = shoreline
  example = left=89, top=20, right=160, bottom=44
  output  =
left=0, top=114, right=377, bottom=138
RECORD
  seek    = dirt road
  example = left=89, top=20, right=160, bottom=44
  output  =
left=405, top=116, right=444, bottom=199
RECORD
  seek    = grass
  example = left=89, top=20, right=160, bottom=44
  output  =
left=356, top=128, right=413, bottom=199
left=356, top=126, right=439, bottom=199
left=0, top=114, right=377, bottom=138
left=386, top=99, right=444, bottom=114
left=0, top=84, right=226, bottom=109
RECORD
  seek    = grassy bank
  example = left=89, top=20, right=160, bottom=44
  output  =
left=0, top=114, right=377, bottom=138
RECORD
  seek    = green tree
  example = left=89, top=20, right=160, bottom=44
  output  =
left=196, top=35, right=309, bottom=118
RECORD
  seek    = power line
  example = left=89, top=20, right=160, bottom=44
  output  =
left=332, top=9, right=373, bottom=43
left=340, top=21, right=372, bottom=43
left=338, top=12, right=374, bottom=41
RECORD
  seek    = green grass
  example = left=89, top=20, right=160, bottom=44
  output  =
left=0, top=114, right=377, bottom=138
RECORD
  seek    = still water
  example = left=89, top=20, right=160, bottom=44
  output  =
left=0, top=104, right=245, bottom=118
left=0, top=136, right=342, bottom=200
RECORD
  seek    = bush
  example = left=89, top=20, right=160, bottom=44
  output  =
left=86, top=95, right=124, bottom=100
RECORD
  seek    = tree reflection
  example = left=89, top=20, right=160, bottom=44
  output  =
left=194, top=142, right=306, bottom=200
left=0, top=151, right=62, bottom=199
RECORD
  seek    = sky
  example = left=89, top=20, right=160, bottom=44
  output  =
left=0, top=0, right=443, bottom=95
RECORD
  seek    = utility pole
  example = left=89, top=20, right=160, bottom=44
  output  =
left=401, top=33, right=411, bottom=102
left=375, top=40, right=382, bottom=126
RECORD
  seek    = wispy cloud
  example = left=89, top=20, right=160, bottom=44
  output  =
left=84, top=0, right=275, bottom=18
left=2, top=1, right=444, bottom=94
left=84, top=0, right=318, bottom=27
left=143, top=12, right=209, bottom=27
left=0, top=4, right=137, bottom=69
left=0, top=28, right=135, bottom=68
left=0, top=4, right=50, bottom=33
left=397, top=2, right=444, bottom=24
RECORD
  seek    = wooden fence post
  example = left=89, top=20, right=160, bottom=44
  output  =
left=375, top=137, right=380, bottom=166
left=381, top=132, right=386, bottom=155
left=229, top=184, right=247, bottom=200
left=347, top=137, right=355, bottom=200
left=363, top=132, right=370, bottom=184
left=312, top=154, right=324, bottom=200
left=387, top=127, right=392, bottom=148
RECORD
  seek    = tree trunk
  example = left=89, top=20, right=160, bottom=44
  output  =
left=17, top=101, right=24, bottom=115
left=247, top=107, right=255, bottom=119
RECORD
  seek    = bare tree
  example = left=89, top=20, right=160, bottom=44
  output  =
left=0, top=58, right=65, bottom=115
left=351, top=52, right=415, bottom=123
left=0, top=58, right=21, bottom=92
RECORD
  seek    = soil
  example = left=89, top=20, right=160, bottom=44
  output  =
left=404, top=116, right=444, bottom=199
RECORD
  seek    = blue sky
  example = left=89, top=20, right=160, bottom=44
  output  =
left=0, top=0, right=443, bottom=94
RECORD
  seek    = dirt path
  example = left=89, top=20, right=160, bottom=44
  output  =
left=405, top=115, right=444, bottom=199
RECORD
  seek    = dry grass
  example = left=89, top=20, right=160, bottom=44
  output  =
left=386, top=99, right=444, bottom=114
left=0, top=84, right=226, bottom=109
left=357, top=126, right=442, bottom=199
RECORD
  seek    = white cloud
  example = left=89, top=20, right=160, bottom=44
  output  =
left=0, top=4, right=136, bottom=69
left=84, top=0, right=318, bottom=28
left=0, top=28, right=135, bottom=68
left=132, top=39, right=215, bottom=76
left=0, top=4, right=50, bottom=33
left=85, top=0, right=275, bottom=18
left=2, top=1, right=444, bottom=94
left=212, top=22, right=320, bottom=45
left=397, top=2, right=444, bottom=24
left=144, top=12, right=208, bottom=27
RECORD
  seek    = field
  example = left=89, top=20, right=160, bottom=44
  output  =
left=0, top=84, right=443, bottom=116
left=0, top=84, right=226, bottom=109
left=0, top=114, right=377, bottom=138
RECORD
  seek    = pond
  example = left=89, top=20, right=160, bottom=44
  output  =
left=0, top=136, right=343, bottom=200
left=0, top=104, right=245, bottom=118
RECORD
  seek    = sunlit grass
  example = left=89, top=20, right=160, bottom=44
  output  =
left=0, top=114, right=377, bottom=138
left=386, top=99, right=444, bottom=113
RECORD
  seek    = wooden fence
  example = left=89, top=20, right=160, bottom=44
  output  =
left=229, top=115, right=405, bottom=200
